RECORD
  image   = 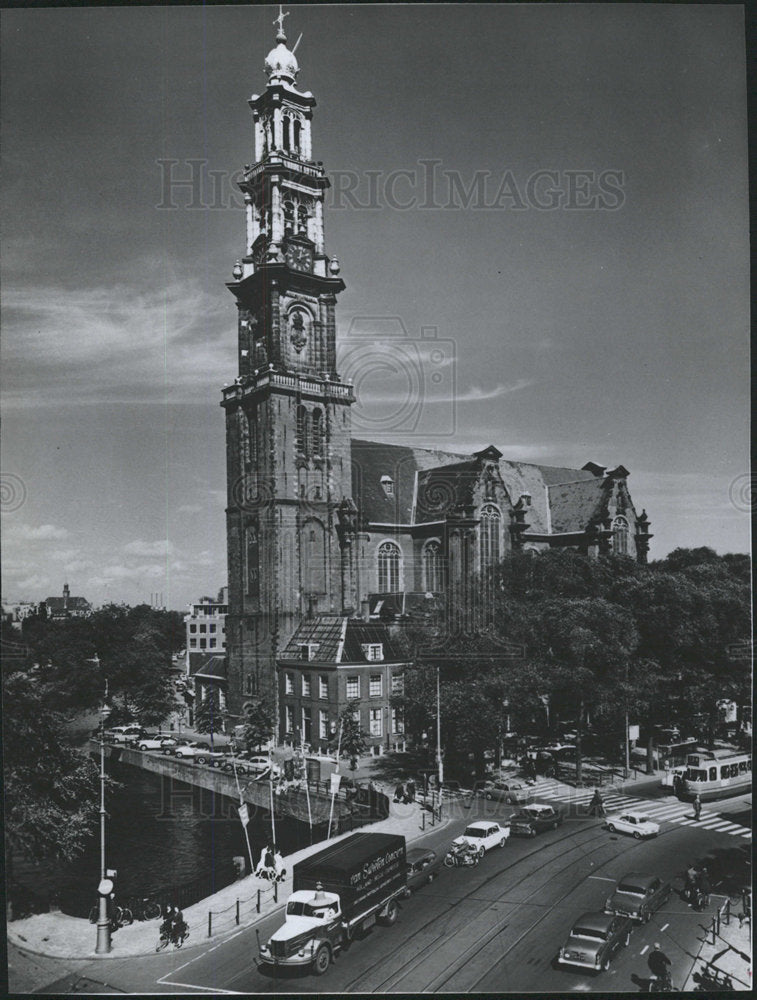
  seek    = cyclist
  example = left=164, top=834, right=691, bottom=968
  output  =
left=171, top=906, right=187, bottom=944
left=648, top=942, right=673, bottom=989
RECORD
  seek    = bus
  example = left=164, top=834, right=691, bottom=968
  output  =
left=678, top=748, right=752, bottom=802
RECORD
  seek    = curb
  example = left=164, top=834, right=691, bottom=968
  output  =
left=7, top=808, right=453, bottom=963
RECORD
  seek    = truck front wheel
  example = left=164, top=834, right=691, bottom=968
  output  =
left=378, top=899, right=398, bottom=926
left=313, top=944, right=331, bottom=975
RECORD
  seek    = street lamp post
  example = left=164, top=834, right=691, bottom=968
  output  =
left=435, top=666, right=443, bottom=786
left=90, top=657, right=113, bottom=955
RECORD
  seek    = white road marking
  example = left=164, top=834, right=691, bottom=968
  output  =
left=157, top=980, right=243, bottom=994
left=155, top=927, right=248, bottom=982
left=661, top=923, right=669, bottom=931
left=640, top=945, right=649, bottom=955
left=588, top=875, right=616, bottom=881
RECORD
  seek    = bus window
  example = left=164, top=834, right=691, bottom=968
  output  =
left=686, top=755, right=700, bottom=767
left=688, top=769, right=707, bottom=782
left=730, top=763, right=738, bottom=778
left=709, top=767, right=717, bottom=781
left=720, top=766, right=729, bottom=779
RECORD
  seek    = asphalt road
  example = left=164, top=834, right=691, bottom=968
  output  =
left=29, top=791, right=751, bottom=994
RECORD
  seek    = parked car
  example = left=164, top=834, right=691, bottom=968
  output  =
left=606, top=811, right=660, bottom=839
left=476, top=780, right=532, bottom=804
left=452, top=821, right=510, bottom=857
left=172, top=742, right=210, bottom=761
left=557, top=911, right=633, bottom=972
left=604, top=872, right=672, bottom=923
left=522, top=751, right=557, bottom=777
left=509, top=803, right=563, bottom=837
left=403, top=848, right=443, bottom=895
left=135, top=736, right=178, bottom=752
left=105, top=725, right=143, bottom=743
left=206, top=747, right=235, bottom=767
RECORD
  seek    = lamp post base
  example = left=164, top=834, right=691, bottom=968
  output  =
left=95, top=898, right=111, bottom=954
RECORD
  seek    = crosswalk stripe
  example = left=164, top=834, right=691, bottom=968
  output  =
left=740, top=832, right=751, bottom=838
left=675, top=818, right=697, bottom=825
left=714, top=822, right=746, bottom=832
left=699, top=820, right=734, bottom=830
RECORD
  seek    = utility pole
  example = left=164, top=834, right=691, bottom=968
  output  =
left=91, top=658, right=112, bottom=955
left=436, top=666, right=443, bottom=786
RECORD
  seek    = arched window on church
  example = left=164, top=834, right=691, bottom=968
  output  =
left=282, top=115, right=291, bottom=151
left=423, top=539, right=443, bottom=592
left=613, top=515, right=629, bottom=556
left=297, top=204, right=309, bottom=235
left=480, top=504, right=501, bottom=570
left=378, top=541, right=402, bottom=593
left=283, top=200, right=295, bottom=237
left=296, top=404, right=308, bottom=456
left=293, top=118, right=301, bottom=152
left=311, top=408, right=323, bottom=457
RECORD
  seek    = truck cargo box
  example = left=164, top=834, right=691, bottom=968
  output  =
left=293, top=833, right=406, bottom=919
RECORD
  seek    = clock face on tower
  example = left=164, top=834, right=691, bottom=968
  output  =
left=285, top=242, right=314, bottom=272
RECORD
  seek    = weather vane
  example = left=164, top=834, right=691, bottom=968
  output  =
left=274, top=5, right=289, bottom=39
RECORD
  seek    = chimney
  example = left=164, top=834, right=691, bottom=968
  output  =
left=360, top=599, right=370, bottom=622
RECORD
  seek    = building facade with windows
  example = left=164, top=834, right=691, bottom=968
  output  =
left=42, top=583, right=92, bottom=622
left=277, top=615, right=409, bottom=755
left=221, top=15, right=652, bottom=721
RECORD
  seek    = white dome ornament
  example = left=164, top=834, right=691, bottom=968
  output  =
left=328, top=256, right=341, bottom=276
left=265, top=6, right=299, bottom=86
left=232, top=260, right=243, bottom=280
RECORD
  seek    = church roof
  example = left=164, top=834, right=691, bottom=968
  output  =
left=279, top=614, right=407, bottom=665
left=44, top=595, right=91, bottom=611
left=189, top=654, right=227, bottom=680
left=547, top=476, right=610, bottom=534
left=351, top=438, right=605, bottom=535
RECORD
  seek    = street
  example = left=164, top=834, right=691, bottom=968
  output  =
left=27, top=787, right=751, bottom=994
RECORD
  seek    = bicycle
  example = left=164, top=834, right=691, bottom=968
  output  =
left=127, top=896, right=163, bottom=921
left=156, top=920, right=189, bottom=951
left=88, top=903, right=133, bottom=927
left=647, top=973, right=675, bottom=992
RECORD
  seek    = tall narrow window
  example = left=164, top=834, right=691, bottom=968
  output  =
left=480, top=504, right=501, bottom=570
left=296, top=404, right=308, bottom=455
left=378, top=541, right=402, bottom=593
left=311, top=408, right=323, bottom=456
left=282, top=115, right=291, bottom=151
left=423, top=539, right=443, bottom=591
left=293, top=119, right=301, bottom=151
left=297, top=204, right=308, bottom=235
left=613, top=516, right=629, bottom=556
left=283, top=200, right=295, bottom=236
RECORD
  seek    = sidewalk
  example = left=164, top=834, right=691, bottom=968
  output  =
left=681, top=895, right=752, bottom=991
left=6, top=786, right=449, bottom=962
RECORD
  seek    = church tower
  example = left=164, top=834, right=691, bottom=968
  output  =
left=221, top=8, right=353, bottom=719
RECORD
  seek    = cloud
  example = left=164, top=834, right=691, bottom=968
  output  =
left=96, top=563, right=168, bottom=581
left=11, top=523, right=70, bottom=541
left=454, top=379, right=535, bottom=402
left=123, top=539, right=175, bottom=557
left=176, top=503, right=203, bottom=514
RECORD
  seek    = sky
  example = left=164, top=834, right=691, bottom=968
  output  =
left=1, top=3, right=750, bottom=611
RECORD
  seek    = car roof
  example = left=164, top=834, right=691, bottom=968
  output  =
left=618, top=873, right=656, bottom=888
left=619, top=811, right=652, bottom=820
left=406, top=847, right=435, bottom=863
left=571, top=911, right=615, bottom=935
left=466, top=821, right=495, bottom=831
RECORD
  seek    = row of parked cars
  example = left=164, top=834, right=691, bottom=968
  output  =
left=100, top=726, right=280, bottom=776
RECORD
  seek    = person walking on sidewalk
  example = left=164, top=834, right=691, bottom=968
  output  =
left=693, top=794, right=702, bottom=821
left=697, top=867, right=711, bottom=909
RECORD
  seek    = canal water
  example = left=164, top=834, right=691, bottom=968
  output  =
left=9, top=761, right=320, bottom=919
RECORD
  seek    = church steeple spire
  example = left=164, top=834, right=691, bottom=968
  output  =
left=264, top=6, right=299, bottom=87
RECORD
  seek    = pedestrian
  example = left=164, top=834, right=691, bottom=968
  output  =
left=693, top=794, right=702, bottom=821
left=698, top=867, right=711, bottom=909
left=394, top=782, right=405, bottom=804
left=255, top=845, right=268, bottom=876
left=647, top=942, right=672, bottom=989
left=406, top=778, right=416, bottom=802
left=273, top=850, right=286, bottom=883
left=685, top=863, right=698, bottom=904
left=589, top=788, right=605, bottom=817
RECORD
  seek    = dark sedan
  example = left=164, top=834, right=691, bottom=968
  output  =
left=509, top=803, right=563, bottom=836
left=604, top=872, right=672, bottom=923
left=557, top=911, right=633, bottom=972
left=403, top=848, right=442, bottom=895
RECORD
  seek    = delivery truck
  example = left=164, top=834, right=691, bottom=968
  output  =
left=257, top=832, right=407, bottom=974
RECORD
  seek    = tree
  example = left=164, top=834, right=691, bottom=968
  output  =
left=330, top=700, right=368, bottom=766
left=194, top=687, right=226, bottom=746
left=240, top=696, right=275, bottom=753
left=4, top=671, right=100, bottom=867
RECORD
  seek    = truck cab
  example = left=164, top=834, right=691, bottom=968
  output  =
left=259, top=885, right=342, bottom=971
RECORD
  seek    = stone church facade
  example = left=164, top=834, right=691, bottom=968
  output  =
left=221, top=15, right=652, bottom=725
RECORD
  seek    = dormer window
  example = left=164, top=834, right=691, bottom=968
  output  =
left=362, top=643, right=384, bottom=662
left=380, top=475, right=394, bottom=497
left=299, top=642, right=319, bottom=662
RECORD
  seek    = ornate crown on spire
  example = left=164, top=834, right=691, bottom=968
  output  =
left=265, top=6, right=298, bottom=85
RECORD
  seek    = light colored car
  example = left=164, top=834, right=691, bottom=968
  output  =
left=135, top=736, right=177, bottom=752
left=105, top=725, right=142, bottom=744
left=452, top=821, right=510, bottom=857
left=558, top=911, right=633, bottom=972
left=172, top=743, right=210, bottom=761
left=476, top=780, right=532, bottom=804
left=606, top=811, right=660, bottom=839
